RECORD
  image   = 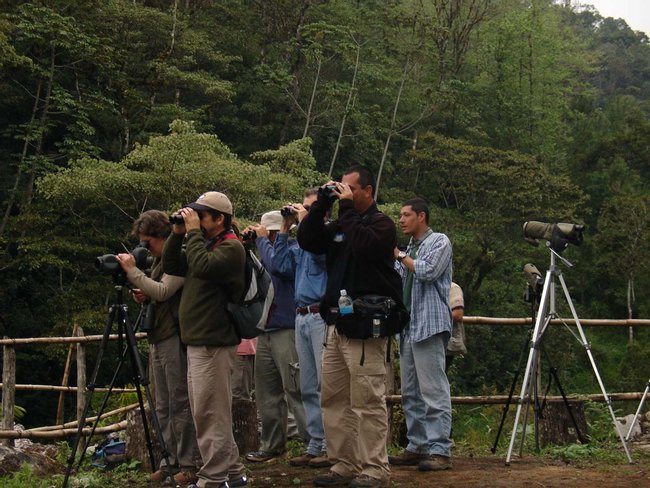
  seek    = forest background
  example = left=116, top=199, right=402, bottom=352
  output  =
left=0, top=0, right=649, bottom=430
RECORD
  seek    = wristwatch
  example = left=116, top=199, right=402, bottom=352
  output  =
left=396, top=251, right=407, bottom=262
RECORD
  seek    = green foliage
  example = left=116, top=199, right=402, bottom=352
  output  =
left=0, top=0, right=650, bottom=428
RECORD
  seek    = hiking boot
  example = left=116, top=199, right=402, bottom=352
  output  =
left=313, top=471, right=354, bottom=487
left=290, top=453, right=316, bottom=466
left=151, top=468, right=170, bottom=483
left=308, top=454, right=333, bottom=468
left=152, top=466, right=178, bottom=483
left=174, top=468, right=199, bottom=484
left=350, top=474, right=388, bottom=488
left=245, top=450, right=283, bottom=463
left=388, top=450, right=426, bottom=466
left=229, top=474, right=248, bottom=487
left=418, top=454, right=452, bottom=471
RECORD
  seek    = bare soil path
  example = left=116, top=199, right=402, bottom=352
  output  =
left=244, top=455, right=650, bottom=487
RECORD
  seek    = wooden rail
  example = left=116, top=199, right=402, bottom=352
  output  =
left=0, top=328, right=148, bottom=443
left=1, top=317, right=648, bottom=441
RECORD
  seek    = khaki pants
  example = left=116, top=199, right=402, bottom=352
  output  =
left=254, top=329, right=307, bottom=453
left=322, top=326, right=390, bottom=481
left=151, top=335, right=201, bottom=469
left=187, top=345, right=244, bottom=487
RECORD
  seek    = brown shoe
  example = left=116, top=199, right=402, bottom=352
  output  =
left=349, top=474, right=389, bottom=488
left=150, top=469, right=168, bottom=483
left=388, top=450, right=426, bottom=466
left=313, top=471, right=354, bottom=487
left=290, top=453, right=316, bottom=466
left=174, top=468, right=199, bottom=484
left=418, top=454, right=452, bottom=471
left=308, top=454, right=333, bottom=468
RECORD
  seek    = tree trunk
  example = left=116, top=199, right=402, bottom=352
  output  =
left=538, top=400, right=588, bottom=447
left=628, top=276, right=635, bottom=343
left=0, top=80, right=42, bottom=237
left=302, top=55, right=322, bottom=138
left=375, top=58, right=409, bottom=200
left=329, top=37, right=361, bottom=178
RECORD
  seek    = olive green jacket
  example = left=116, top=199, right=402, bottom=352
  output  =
left=162, top=229, right=245, bottom=346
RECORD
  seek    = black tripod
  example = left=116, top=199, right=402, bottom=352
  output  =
left=62, top=279, right=174, bottom=488
left=491, top=270, right=585, bottom=454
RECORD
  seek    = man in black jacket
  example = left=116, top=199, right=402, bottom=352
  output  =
left=298, top=166, right=403, bottom=488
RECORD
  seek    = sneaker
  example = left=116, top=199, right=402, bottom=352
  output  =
left=245, top=450, right=283, bottom=463
left=308, top=454, right=333, bottom=468
left=174, top=468, right=199, bottom=484
left=418, top=454, right=452, bottom=471
left=229, top=474, right=248, bottom=487
left=388, top=450, right=427, bottom=466
left=313, top=471, right=354, bottom=487
left=290, top=453, right=316, bottom=466
left=188, top=484, right=229, bottom=488
left=350, top=475, right=388, bottom=488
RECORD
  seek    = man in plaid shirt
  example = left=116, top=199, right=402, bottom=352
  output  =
left=390, top=198, right=454, bottom=472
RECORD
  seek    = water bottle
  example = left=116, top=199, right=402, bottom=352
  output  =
left=338, top=289, right=353, bottom=316
left=372, top=318, right=381, bottom=338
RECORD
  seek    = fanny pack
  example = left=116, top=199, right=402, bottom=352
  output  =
left=335, top=295, right=408, bottom=340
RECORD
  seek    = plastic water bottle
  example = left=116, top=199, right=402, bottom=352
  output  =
left=338, top=289, right=353, bottom=316
left=372, top=318, right=381, bottom=338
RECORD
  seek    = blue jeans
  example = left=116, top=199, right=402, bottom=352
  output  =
left=295, top=312, right=327, bottom=455
left=399, top=332, right=452, bottom=457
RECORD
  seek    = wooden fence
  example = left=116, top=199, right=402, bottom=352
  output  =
left=2, top=317, right=650, bottom=446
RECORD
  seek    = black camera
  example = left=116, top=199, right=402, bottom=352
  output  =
left=169, top=213, right=184, bottom=225
left=95, top=241, right=151, bottom=277
left=280, top=206, right=297, bottom=217
left=242, top=230, right=257, bottom=241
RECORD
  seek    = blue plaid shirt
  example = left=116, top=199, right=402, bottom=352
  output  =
left=396, top=228, right=453, bottom=342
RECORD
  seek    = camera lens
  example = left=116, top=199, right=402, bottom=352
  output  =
left=280, top=207, right=296, bottom=217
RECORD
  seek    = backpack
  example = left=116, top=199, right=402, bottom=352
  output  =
left=227, top=248, right=275, bottom=339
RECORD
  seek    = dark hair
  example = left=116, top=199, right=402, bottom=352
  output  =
left=203, top=208, right=233, bottom=230
left=132, top=210, right=171, bottom=238
left=304, top=187, right=319, bottom=198
left=343, top=165, right=376, bottom=194
left=402, top=198, right=429, bottom=224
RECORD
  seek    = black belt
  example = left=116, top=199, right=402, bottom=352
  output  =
left=296, top=305, right=320, bottom=315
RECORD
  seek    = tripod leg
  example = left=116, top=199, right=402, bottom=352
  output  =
left=626, top=381, right=650, bottom=441
left=120, top=306, right=175, bottom=482
left=63, top=305, right=118, bottom=488
left=506, top=269, right=553, bottom=464
left=491, top=321, right=535, bottom=453
left=75, top=334, right=132, bottom=471
left=558, top=274, right=633, bottom=463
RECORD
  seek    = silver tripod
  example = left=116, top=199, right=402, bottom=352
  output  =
left=625, top=381, right=650, bottom=441
left=505, top=245, right=632, bottom=464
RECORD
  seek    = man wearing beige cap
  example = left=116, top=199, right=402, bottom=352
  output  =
left=163, top=191, right=248, bottom=488
left=243, top=211, right=308, bottom=463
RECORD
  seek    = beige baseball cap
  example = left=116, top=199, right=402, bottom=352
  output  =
left=260, top=210, right=283, bottom=231
left=187, top=191, right=233, bottom=215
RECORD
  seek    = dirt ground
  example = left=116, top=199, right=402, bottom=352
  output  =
left=244, top=455, right=650, bottom=487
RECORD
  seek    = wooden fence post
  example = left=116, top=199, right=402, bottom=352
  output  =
left=57, top=324, right=78, bottom=426
left=76, top=327, right=86, bottom=425
left=2, top=339, right=16, bottom=447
